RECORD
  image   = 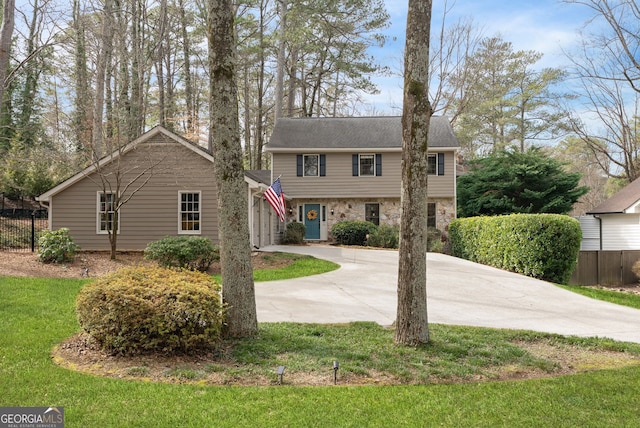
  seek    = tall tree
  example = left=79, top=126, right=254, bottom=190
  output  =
left=452, top=36, right=569, bottom=159
left=281, top=0, right=389, bottom=117
left=395, top=0, right=431, bottom=346
left=565, top=0, right=640, bottom=182
left=208, top=0, right=258, bottom=338
left=0, top=0, right=14, bottom=113
left=457, top=148, right=589, bottom=218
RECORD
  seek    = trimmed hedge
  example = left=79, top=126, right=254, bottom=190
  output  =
left=449, top=214, right=581, bottom=284
left=144, top=236, right=219, bottom=272
left=331, top=220, right=378, bottom=246
left=76, top=266, right=225, bottom=355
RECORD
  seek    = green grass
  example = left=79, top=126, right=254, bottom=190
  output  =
left=560, top=284, right=640, bottom=309
left=3, top=275, right=640, bottom=426
left=212, top=252, right=340, bottom=283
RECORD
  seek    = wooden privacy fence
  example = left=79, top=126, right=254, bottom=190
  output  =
left=570, top=250, right=640, bottom=286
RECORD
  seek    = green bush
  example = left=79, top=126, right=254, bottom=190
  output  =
left=449, top=214, right=581, bottom=284
left=76, top=266, right=225, bottom=355
left=366, top=224, right=399, bottom=248
left=144, top=236, right=219, bottom=272
left=332, top=220, right=378, bottom=246
left=37, top=228, right=79, bottom=263
left=427, top=227, right=444, bottom=253
left=282, top=222, right=306, bottom=244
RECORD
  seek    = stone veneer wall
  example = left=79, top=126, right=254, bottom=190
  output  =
left=287, top=197, right=456, bottom=238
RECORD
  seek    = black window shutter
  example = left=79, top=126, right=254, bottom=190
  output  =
left=438, top=153, right=445, bottom=176
left=376, top=153, right=382, bottom=176
left=352, top=154, right=359, bottom=176
left=297, top=155, right=303, bottom=176
left=320, top=154, right=326, bottom=176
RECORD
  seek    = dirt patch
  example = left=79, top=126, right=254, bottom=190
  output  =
left=0, top=250, right=289, bottom=279
left=51, top=333, right=640, bottom=386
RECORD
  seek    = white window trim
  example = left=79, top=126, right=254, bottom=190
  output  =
left=178, top=191, right=202, bottom=235
left=428, top=153, right=443, bottom=176
left=359, top=154, right=376, bottom=177
left=96, top=191, right=120, bottom=235
left=303, top=154, right=320, bottom=177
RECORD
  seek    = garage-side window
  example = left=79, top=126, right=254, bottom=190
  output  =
left=97, top=192, right=119, bottom=234
left=179, top=191, right=201, bottom=234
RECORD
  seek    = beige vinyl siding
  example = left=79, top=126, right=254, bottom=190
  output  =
left=272, top=151, right=455, bottom=199
left=50, top=138, right=218, bottom=251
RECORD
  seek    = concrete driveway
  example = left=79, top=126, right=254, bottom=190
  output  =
left=256, top=245, right=640, bottom=344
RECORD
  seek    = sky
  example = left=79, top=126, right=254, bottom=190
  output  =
left=365, top=0, right=596, bottom=114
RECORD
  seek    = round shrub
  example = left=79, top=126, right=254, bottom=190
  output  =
left=366, top=224, right=399, bottom=248
left=331, top=220, right=378, bottom=246
left=38, top=228, right=79, bottom=263
left=282, top=222, right=306, bottom=244
left=144, top=235, right=219, bottom=271
left=76, top=266, right=225, bottom=355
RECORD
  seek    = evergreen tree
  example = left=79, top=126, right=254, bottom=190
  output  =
left=457, top=148, right=589, bottom=217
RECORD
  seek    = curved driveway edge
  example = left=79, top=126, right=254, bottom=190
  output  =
left=255, top=245, right=640, bottom=344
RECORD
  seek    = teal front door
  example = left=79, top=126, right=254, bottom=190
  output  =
left=304, top=204, right=321, bottom=240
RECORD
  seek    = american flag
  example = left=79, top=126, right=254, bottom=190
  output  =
left=264, top=177, right=286, bottom=222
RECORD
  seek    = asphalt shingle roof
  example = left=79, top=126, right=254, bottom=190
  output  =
left=587, top=177, right=640, bottom=214
left=267, top=116, right=459, bottom=151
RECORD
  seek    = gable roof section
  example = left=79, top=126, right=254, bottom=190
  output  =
left=38, top=126, right=213, bottom=203
left=587, top=177, right=640, bottom=214
left=266, top=116, right=459, bottom=152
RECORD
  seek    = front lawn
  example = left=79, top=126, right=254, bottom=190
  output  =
left=2, top=276, right=640, bottom=426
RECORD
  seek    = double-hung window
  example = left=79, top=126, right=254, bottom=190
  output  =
left=297, top=154, right=326, bottom=176
left=179, top=191, right=201, bottom=234
left=98, top=192, right=119, bottom=234
left=352, top=154, right=382, bottom=176
left=359, top=155, right=375, bottom=176
left=304, top=154, right=319, bottom=176
left=428, top=153, right=445, bottom=176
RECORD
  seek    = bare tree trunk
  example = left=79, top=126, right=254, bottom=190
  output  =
left=274, top=0, right=287, bottom=120
left=395, top=0, right=432, bottom=346
left=179, top=0, right=195, bottom=137
left=208, top=0, right=258, bottom=338
left=93, top=0, right=115, bottom=159
left=156, top=0, right=168, bottom=128
left=72, top=0, right=92, bottom=152
left=0, top=0, right=15, bottom=108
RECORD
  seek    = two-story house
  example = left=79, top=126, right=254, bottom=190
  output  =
left=266, top=116, right=460, bottom=241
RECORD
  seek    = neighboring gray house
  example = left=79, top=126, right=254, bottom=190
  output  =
left=266, top=116, right=460, bottom=241
left=584, top=177, right=640, bottom=250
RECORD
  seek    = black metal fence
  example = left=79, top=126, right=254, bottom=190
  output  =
left=0, top=209, right=48, bottom=252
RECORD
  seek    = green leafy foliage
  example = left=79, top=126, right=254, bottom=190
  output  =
left=144, top=236, right=219, bottom=272
left=37, top=228, right=79, bottom=263
left=366, top=224, right=399, bottom=248
left=282, top=222, right=306, bottom=244
left=76, top=266, right=225, bottom=355
left=449, top=214, right=582, bottom=284
left=427, top=227, right=444, bottom=253
left=457, top=148, right=589, bottom=217
left=331, top=220, right=378, bottom=246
